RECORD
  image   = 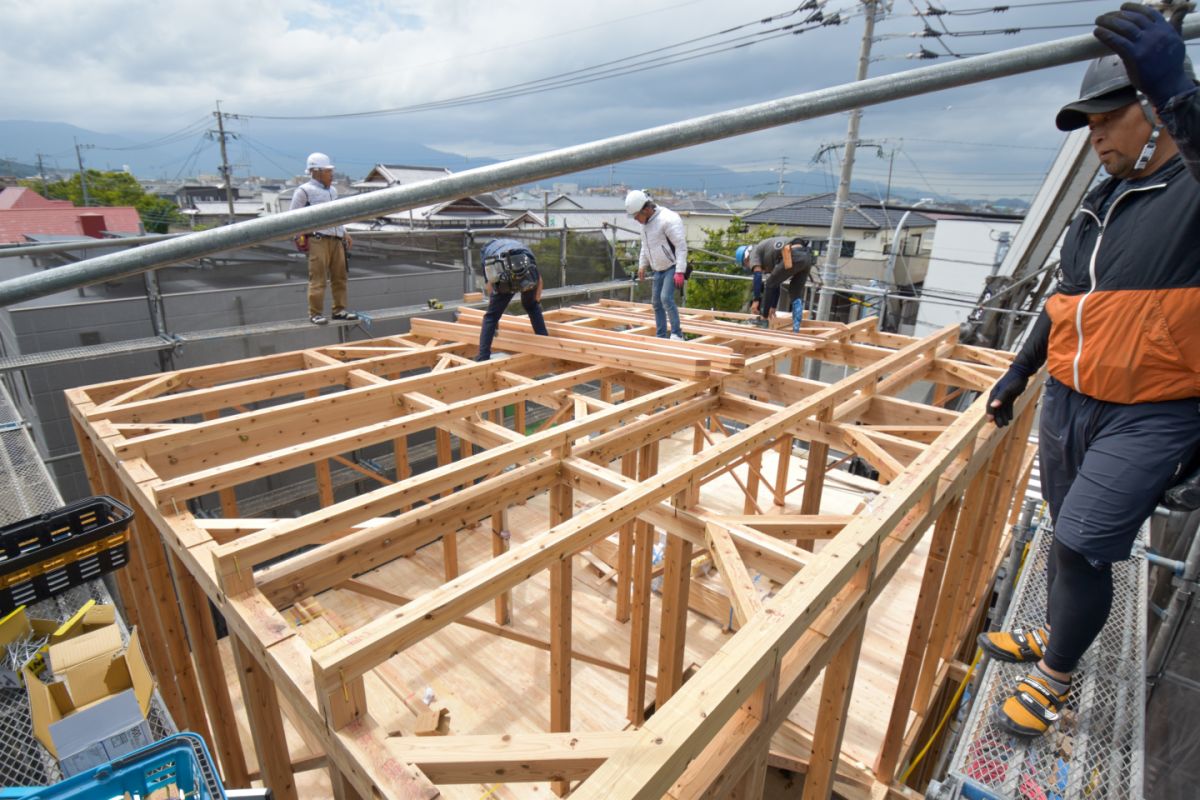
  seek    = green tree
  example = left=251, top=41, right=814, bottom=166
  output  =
left=21, top=170, right=182, bottom=233
left=683, top=218, right=782, bottom=312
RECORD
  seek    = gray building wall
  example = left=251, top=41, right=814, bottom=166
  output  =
left=1, top=261, right=462, bottom=502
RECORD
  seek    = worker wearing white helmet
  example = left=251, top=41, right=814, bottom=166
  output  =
left=625, top=190, right=686, bottom=341
left=290, top=152, right=356, bottom=325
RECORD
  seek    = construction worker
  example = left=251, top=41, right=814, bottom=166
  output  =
left=980, top=3, right=1200, bottom=738
left=737, top=237, right=816, bottom=331
left=291, top=152, right=357, bottom=325
left=474, top=238, right=548, bottom=361
left=626, top=190, right=687, bottom=340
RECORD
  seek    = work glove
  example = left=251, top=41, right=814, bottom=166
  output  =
left=1094, top=3, right=1195, bottom=108
left=987, top=365, right=1030, bottom=428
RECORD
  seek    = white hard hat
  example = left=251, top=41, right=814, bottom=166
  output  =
left=306, top=152, right=334, bottom=171
left=624, top=189, right=651, bottom=217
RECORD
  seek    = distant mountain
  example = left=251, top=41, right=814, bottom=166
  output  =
left=0, top=119, right=1027, bottom=210
left=0, top=158, right=42, bottom=178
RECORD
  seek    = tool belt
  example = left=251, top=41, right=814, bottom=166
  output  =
left=484, top=251, right=535, bottom=289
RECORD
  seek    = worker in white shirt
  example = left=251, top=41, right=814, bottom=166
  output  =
left=625, top=190, right=686, bottom=340
left=291, top=152, right=356, bottom=325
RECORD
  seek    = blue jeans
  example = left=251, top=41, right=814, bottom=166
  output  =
left=476, top=277, right=548, bottom=361
left=650, top=268, right=682, bottom=338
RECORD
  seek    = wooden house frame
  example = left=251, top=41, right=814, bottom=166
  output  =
left=66, top=299, right=1040, bottom=799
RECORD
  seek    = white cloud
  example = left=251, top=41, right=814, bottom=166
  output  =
left=1, top=0, right=1109, bottom=198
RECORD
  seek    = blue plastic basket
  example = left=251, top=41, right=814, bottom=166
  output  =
left=1, top=732, right=227, bottom=799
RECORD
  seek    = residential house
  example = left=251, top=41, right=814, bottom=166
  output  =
left=350, top=164, right=509, bottom=230
left=0, top=187, right=142, bottom=244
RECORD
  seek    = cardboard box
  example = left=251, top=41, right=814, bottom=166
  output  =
left=22, top=619, right=154, bottom=777
left=0, top=602, right=117, bottom=688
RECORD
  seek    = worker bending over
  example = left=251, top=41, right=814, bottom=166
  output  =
left=736, top=236, right=817, bottom=331
left=474, top=238, right=548, bottom=362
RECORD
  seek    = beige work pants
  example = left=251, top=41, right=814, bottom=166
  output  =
left=307, top=236, right=348, bottom=316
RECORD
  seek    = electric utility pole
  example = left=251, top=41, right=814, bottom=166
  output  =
left=816, top=0, right=881, bottom=323
left=211, top=101, right=237, bottom=224
left=776, top=156, right=788, bottom=195
left=35, top=153, right=48, bottom=196
left=73, top=138, right=93, bottom=207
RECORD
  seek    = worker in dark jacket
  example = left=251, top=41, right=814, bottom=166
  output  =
left=474, top=238, right=549, bottom=361
left=980, top=4, right=1200, bottom=738
left=736, top=236, right=817, bottom=331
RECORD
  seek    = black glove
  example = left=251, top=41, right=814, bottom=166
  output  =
left=1094, top=3, right=1194, bottom=108
left=987, top=365, right=1031, bottom=428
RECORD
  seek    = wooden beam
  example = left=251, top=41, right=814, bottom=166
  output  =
left=712, top=514, right=852, bottom=540
left=214, top=378, right=714, bottom=588
left=339, top=579, right=633, bottom=676
left=388, top=732, right=634, bottom=784
left=704, top=522, right=764, bottom=627
left=412, top=318, right=713, bottom=379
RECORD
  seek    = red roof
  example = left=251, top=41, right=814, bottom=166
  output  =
left=0, top=188, right=142, bottom=243
left=0, top=187, right=74, bottom=210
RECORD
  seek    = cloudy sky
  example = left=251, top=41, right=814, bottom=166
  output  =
left=5, top=0, right=1196, bottom=200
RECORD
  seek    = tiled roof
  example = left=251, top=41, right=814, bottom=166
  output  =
left=0, top=206, right=142, bottom=243
left=0, top=187, right=74, bottom=210
left=744, top=193, right=936, bottom=230
left=358, top=164, right=453, bottom=187
left=673, top=198, right=732, bottom=213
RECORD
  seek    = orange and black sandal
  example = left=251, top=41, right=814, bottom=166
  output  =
left=977, top=625, right=1050, bottom=664
left=996, top=666, right=1070, bottom=738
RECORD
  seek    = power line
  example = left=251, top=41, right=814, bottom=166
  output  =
left=231, top=4, right=855, bottom=121
left=90, top=116, right=212, bottom=152
left=917, top=0, right=1108, bottom=16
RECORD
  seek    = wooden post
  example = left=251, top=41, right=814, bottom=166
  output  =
left=802, top=620, right=868, bottom=800
left=799, top=408, right=832, bottom=549
left=774, top=433, right=792, bottom=508
left=233, top=639, right=299, bottom=800
left=394, top=432, right=411, bottom=511
left=743, top=447, right=763, bottom=514
left=168, top=551, right=250, bottom=786
left=627, top=441, right=657, bottom=724
left=94, top=460, right=195, bottom=732
left=492, top=508, right=512, bottom=625
left=550, top=469, right=574, bottom=797
left=437, top=429, right=459, bottom=580
left=655, top=491, right=693, bottom=707
left=331, top=768, right=366, bottom=800
left=615, top=451, right=637, bottom=623
left=913, top=464, right=989, bottom=711
left=873, top=497, right=961, bottom=781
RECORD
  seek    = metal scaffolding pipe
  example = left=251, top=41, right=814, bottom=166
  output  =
left=2, top=21, right=1197, bottom=308
left=0, top=232, right=183, bottom=258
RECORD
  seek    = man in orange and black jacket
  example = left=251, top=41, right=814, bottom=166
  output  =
left=978, top=4, right=1200, bottom=738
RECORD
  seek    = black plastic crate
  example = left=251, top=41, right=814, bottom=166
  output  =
left=0, top=496, right=134, bottom=614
